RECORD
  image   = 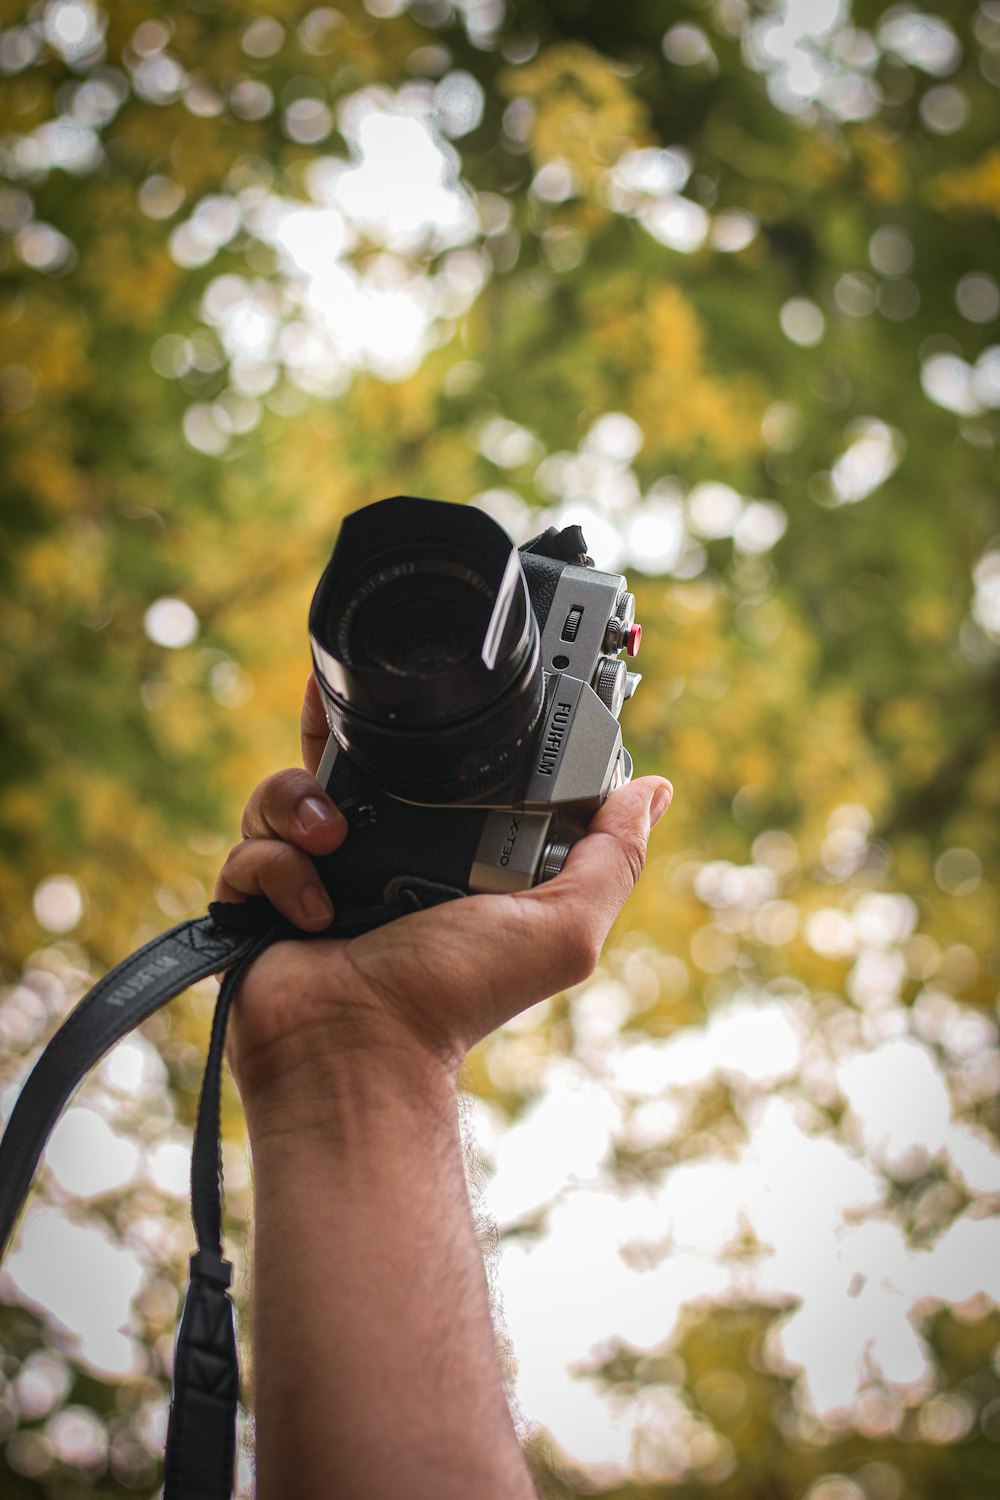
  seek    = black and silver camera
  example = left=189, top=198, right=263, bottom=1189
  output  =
left=308, top=495, right=642, bottom=927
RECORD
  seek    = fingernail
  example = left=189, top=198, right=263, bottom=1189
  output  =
left=650, top=782, right=673, bottom=826
left=301, top=884, right=334, bottom=924
left=298, top=796, right=343, bottom=834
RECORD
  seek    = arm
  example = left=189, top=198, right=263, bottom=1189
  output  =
left=216, top=678, right=673, bottom=1500
left=245, top=1033, right=531, bottom=1500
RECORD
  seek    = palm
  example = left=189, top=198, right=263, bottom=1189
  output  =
left=221, top=678, right=666, bottom=1092
left=230, top=885, right=558, bottom=1078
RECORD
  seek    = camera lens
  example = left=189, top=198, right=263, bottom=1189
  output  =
left=347, top=566, right=491, bottom=676
left=309, top=497, right=543, bottom=802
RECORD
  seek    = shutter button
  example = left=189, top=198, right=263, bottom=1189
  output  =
left=625, top=623, right=642, bottom=657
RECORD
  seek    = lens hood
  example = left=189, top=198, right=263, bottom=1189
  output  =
left=309, top=496, right=543, bottom=801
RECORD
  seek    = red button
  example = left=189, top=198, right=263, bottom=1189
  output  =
left=625, top=623, right=642, bottom=657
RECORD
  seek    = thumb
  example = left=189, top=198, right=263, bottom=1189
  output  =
left=355, top=773, right=674, bottom=1049
left=538, top=774, right=673, bottom=930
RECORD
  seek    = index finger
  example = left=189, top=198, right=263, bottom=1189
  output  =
left=522, top=775, right=672, bottom=945
left=301, top=673, right=330, bottom=776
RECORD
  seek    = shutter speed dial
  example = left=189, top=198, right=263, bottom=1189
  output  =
left=605, top=592, right=640, bottom=655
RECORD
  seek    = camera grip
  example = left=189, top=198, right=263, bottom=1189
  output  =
left=313, top=744, right=487, bottom=925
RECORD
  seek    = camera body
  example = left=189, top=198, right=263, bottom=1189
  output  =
left=308, top=496, right=641, bottom=929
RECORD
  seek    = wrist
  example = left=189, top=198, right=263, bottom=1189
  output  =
left=233, top=1004, right=461, bottom=1148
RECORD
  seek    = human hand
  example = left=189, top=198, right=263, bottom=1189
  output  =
left=217, top=678, right=672, bottom=1126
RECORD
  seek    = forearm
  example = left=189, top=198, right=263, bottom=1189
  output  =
left=243, top=1040, right=536, bottom=1500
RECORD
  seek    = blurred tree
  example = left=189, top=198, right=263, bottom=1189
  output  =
left=1, top=0, right=998, bottom=1496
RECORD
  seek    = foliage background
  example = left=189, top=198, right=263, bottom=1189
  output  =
left=1, top=0, right=999, bottom=1495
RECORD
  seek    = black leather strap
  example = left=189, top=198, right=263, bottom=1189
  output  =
left=0, top=912, right=278, bottom=1260
left=163, top=931, right=278, bottom=1500
left=0, top=906, right=288, bottom=1500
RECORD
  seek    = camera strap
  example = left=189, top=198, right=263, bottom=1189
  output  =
left=0, top=880, right=462, bottom=1498
left=0, top=905, right=283, bottom=1500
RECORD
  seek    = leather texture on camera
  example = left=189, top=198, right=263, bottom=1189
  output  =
left=314, top=750, right=487, bottom=914
left=519, top=547, right=565, bottom=632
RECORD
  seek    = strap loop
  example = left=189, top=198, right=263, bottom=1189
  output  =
left=162, top=1259, right=240, bottom=1500
left=190, top=1249, right=233, bottom=1289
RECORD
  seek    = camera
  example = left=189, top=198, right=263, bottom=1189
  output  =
left=308, top=495, right=642, bottom=928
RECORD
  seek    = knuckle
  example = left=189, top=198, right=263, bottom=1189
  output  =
left=224, top=836, right=307, bottom=895
left=619, top=831, right=647, bottom=890
left=259, top=767, right=311, bottom=814
left=264, top=840, right=308, bottom=883
left=587, top=827, right=647, bottom=895
left=221, top=841, right=246, bottom=874
left=243, top=768, right=324, bottom=840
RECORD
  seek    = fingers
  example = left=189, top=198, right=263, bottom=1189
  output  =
left=241, top=768, right=347, bottom=855
left=301, top=673, right=331, bottom=776
left=225, top=764, right=349, bottom=930
left=517, top=775, right=673, bottom=984
left=215, top=840, right=335, bottom=930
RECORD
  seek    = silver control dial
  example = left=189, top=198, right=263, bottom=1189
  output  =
left=592, top=656, right=628, bottom=717
left=604, top=591, right=636, bottom=652
left=539, top=840, right=571, bottom=883
left=561, top=606, right=583, bottom=642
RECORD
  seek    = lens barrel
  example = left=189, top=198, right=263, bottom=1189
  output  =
left=309, top=496, right=543, bottom=802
